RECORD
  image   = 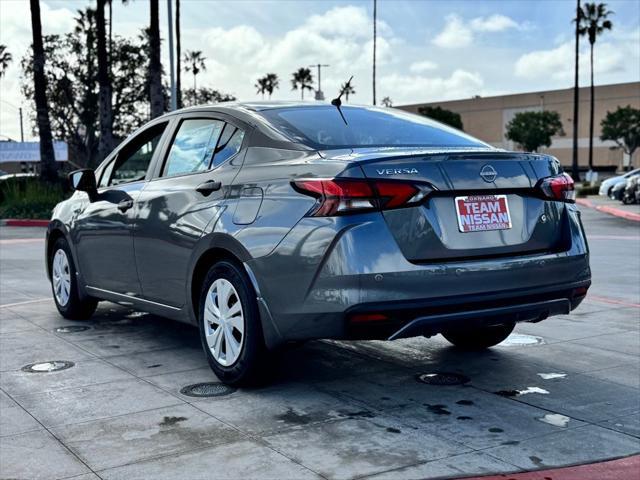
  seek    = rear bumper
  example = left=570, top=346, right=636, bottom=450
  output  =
left=345, top=279, right=589, bottom=341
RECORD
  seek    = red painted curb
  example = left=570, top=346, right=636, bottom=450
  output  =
left=2, top=219, right=50, bottom=227
left=461, top=455, right=640, bottom=480
left=595, top=205, right=640, bottom=222
left=575, top=198, right=640, bottom=222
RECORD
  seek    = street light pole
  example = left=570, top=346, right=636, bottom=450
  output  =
left=310, top=64, right=329, bottom=101
left=372, top=0, right=377, bottom=106
left=19, top=107, right=24, bottom=142
left=167, top=0, right=177, bottom=111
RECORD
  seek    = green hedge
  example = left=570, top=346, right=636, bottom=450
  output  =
left=0, top=177, right=68, bottom=220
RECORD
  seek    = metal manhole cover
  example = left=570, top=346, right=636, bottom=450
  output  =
left=180, top=382, right=236, bottom=398
left=417, top=372, right=470, bottom=386
left=499, top=334, right=544, bottom=346
left=22, top=361, right=75, bottom=373
left=55, top=326, right=91, bottom=333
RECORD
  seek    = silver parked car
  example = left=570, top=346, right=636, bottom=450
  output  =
left=599, top=168, right=640, bottom=198
left=46, top=103, right=591, bottom=385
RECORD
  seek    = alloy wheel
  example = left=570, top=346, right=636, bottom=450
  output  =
left=52, top=249, right=71, bottom=307
left=203, top=278, right=245, bottom=366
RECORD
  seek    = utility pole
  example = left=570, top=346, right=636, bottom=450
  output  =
left=372, top=0, right=377, bottom=105
left=167, top=0, right=177, bottom=111
left=19, top=107, right=24, bottom=142
left=309, top=63, right=329, bottom=100
left=571, top=0, right=581, bottom=181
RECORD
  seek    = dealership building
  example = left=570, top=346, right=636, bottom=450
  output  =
left=399, top=81, right=639, bottom=171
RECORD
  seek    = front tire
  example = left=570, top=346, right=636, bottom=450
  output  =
left=198, top=260, right=269, bottom=387
left=443, top=323, right=515, bottom=350
left=50, top=237, right=97, bottom=320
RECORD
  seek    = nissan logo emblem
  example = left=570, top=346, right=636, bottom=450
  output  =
left=480, top=165, right=497, bottom=183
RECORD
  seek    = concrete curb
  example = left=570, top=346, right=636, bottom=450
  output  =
left=576, top=199, right=640, bottom=222
left=462, top=454, right=640, bottom=480
left=1, top=219, right=50, bottom=227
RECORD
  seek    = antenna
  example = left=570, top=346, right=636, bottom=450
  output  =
left=331, top=76, right=353, bottom=126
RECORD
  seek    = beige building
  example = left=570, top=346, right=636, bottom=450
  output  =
left=399, top=81, right=640, bottom=171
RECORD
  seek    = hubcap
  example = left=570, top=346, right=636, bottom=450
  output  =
left=203, top=279, right=244, bottom=366
left=52, top=249, right=71, bottom=307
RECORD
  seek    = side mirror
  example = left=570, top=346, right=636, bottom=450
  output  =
left=69, top=169, right=97, bottom=201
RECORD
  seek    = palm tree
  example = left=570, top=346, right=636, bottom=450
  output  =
left=96, top=0, right=113, bottom=161
left=0, top=45, right=12, bottom=78
left=372, top=0, right=377, bottom=105
left=175, top=0, right=182, bottom=108
left=148, top=0, right=163, bottom=119
left=341, top=81, right=356, bottom=102
left=184, top=50, right=206, bottom=91
left=291, top=68, right=313, bottom=100
left=29, top=0, right=57, bottom=182
left=577, top=2, right=614, bottom=171
left=265, top=73, right=279, bottom=99
left=571, top=0, right=581, bottom=181
left=255, top=77, right=267, bottom=99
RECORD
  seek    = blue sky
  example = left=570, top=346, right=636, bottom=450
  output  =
left=1, top=0, right=639, bottom=140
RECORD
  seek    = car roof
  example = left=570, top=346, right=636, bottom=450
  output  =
left=168, top=101, right=374, bottom=115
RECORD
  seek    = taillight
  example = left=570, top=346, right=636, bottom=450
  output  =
left=537, top=173, right=575, bottom=203
left=292, top=178, right=429, bottom=216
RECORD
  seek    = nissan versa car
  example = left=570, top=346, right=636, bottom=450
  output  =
left=46, top=102, right=591, bottom=385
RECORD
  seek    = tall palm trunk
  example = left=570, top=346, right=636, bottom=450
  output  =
left=588, top=42, right=595, bottom=171
left=29, top=0, right=57, bottom=182
left=96, top=0, right=114, bottom=162
left=372, top=0, right=377, bottom=106
left=571, top=0, right=581, bottom=181
left=175, top=0, right=182, bottom=108
left=149, top=0, right=163, bottom=119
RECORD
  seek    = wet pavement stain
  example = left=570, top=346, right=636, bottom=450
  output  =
left=457, top=416, right=473, bottom=421
left=346, top=410, right=376, bottom=419
left=276, top=408, right=322, bottom=425
left=424, top=404, right=451, bottom=415
left=456, top=400, right=474, bottom=406
left=386, top=427, right=402, bottom=434
left=488, top=427, right=504, bottom=433
left=530, top=455, right=545, bottom=467
left=501, top=440, right=520, bottom=445
left=159, top=416, right=187, bottom=427
left=147, top=364, right=162, bottom=369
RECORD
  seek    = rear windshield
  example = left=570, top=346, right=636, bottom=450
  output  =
left=258, top=106, right=487, bottom=149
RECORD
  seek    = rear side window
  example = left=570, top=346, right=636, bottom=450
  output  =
left=212, top=124, right=245, bottom=168
left=163, top=119, right=224, bottom=177
left=109, top=122, right=167, bottom=186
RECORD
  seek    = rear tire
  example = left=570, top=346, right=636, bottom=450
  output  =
left=198, top=260, right=270, bottom=387
left=50, top=237, right=98, bottom=320
left=443, top=323, right=515, bottom=350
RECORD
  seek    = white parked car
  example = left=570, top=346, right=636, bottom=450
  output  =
left=599, top=168, right=640, bottom=198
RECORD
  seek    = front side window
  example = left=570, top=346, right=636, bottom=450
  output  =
left=163, top=119, right=224, bottom=177
left=109, top=123, right=167, bottom=186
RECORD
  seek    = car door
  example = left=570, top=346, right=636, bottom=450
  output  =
left=134, top=113, right=249, bottom=307
left=73, top=120, right=170, bottom=295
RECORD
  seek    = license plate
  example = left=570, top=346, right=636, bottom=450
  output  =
left=455, top=194, right=512, bottom=233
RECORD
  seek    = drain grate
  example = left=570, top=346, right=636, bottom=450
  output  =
left=499, top=334, right=544, bottom=347
left=180, top=382, right=236, bottom=398
left=22, top=361, right=75, bottom=373
left=55, top=326, right=90, bottom=333
left=417, top=372, right=470, bottom=386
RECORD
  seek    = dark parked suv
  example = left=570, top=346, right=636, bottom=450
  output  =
left=46, top=103, right=591, bottom=385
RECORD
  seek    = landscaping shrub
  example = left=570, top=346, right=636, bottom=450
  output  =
left=0, top=177, right=68, bottom=219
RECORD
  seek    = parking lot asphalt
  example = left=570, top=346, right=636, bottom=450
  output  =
left=0, top=207, right=638, bottom=480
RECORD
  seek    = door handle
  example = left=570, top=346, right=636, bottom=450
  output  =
left=117, top=199, right=134, bottom=212
left=196, top=180, right=222, bottom=196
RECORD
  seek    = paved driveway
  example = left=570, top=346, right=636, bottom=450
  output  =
left=1, top=207, right=638, bottom=480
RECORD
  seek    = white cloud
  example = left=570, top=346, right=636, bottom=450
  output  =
left=432, top=13, right=522, bottom=49
left=409, top=60, right=438, bottom=73
left=514, top=27, right=639, bottom=81
left=470, top=14, right=519, bottom=32
left=432, top=14, right=473, bottom=48
left=380, top=69, right=484, bottom=104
